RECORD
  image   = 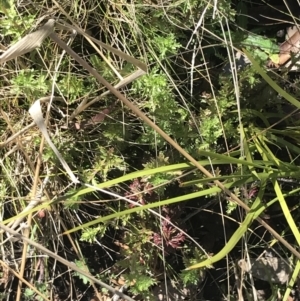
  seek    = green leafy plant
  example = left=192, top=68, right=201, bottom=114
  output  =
left=152, top=33, right=181, bottom=59
left=80, top=225, right=107, bottom=243
left=24, top=282, right=48, bottom=301
left=10, top=69, right=51, bottom=98
left=58, top=74, right=85, bottom=102
left=180, top=247, right=207, bottom=286
left=236, top=32, right=280, bottom=64
left=88, top=147, right=126, bottom=182
left=74, top=259, right=92, bottom=285
left=24, top=288, right=35, bottom=300
left=0, top=0, right=35, bottom=40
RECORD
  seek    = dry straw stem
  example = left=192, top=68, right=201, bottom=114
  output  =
left=0, top=223, right=135, bottom=301
left=54, top=20, right=147, bottom=72
left=53, top=20, right=147, bottom=117
left=0, top=260, right=51, bottom=301
left=70, top=68, right=146, bottom=119
left=0, top=97, right=64, bottom=149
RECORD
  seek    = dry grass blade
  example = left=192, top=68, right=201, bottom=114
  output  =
left=0, top=19, right=55, bottom=63
left=71, top=68, right=146, bottom=119
left=54, top=20, right=147, bottom=72
left=29, top=100, right=79, bottom=184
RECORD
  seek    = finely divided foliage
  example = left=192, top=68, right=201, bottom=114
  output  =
left=1, top=1, right=300, bottom=301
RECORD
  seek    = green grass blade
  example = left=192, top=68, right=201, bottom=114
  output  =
left=273, top=179, right=300, bottom=245
left=187, top=180, right=267, bottom=269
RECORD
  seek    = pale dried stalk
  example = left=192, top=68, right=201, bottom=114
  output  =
left=70, top=68, right=146, bottom=119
